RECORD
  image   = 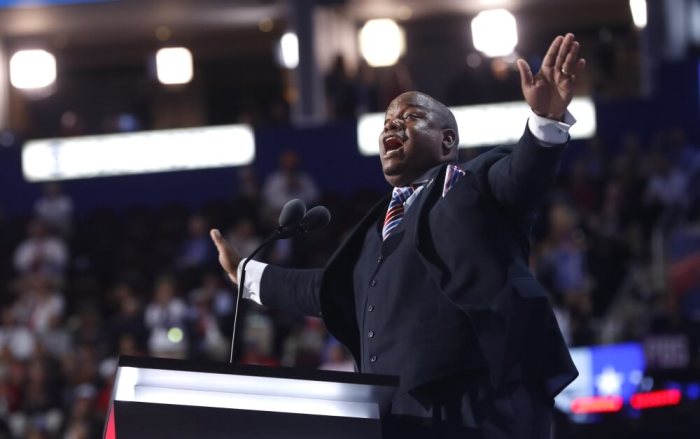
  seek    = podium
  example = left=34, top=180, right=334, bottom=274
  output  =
left=104, top=356, right=398, bottom=439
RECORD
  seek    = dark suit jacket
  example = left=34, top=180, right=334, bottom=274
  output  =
left=261, top=127, right=578, bottom=401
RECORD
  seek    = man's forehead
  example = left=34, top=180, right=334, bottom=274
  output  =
left=386, top=93, right=435, bottom=113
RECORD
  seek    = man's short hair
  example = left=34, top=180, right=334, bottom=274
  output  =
left=416, top=92, right=460, bottom=148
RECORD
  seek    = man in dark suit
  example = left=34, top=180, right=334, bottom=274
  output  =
left=211, top=33, right=586, bottom=438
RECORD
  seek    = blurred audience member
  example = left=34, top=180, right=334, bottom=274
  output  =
left=240, top=310, right=278, bottom=367
left=645, top=151, right=688, bottom=208
left=186, top=284, right=227, bottom=360
left=12, top=275, right=65, bottom=334
left=188, top=272, right=233, bottom=322
left=282, top=317, right=325, bottom=368
left=226, top=218, right=261, bottom=258
left=63, top=384, right=103, bottom=439
left=231, top=166, right=263, bottom=223
left=325, top=54, right=357, bottom=120
left=107, top=285, right=146, bottom=352
left=13, top=219, right=69, bottom=278
left=668, top=126, right=699, bottom=174
left=144, top=276, right=188, bottom=358
left=566, top=159, right=602, bottom=216
left=581, top=136, right=609, bottom=181
left=177, top=214, right=216, bottom=269
left=38, top=314, right=73, bottom=360
left=354, top=59, right=380, bottom=114
left=262, top=150, right=320, bottom=213
left=645, top=150, right=688, bottom=230
left=536, top=202, right=593, bottom=346
left=0, top=307, right=36, bottom=361
left=34, top=182, right=73, bottom=238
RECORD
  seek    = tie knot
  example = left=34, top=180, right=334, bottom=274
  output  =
left=391, top=185, right=417, bottom=204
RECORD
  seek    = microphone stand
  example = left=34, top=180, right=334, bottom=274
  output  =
left=228, top=226, right=298, bottom=363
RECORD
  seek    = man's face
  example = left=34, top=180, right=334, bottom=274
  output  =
left=379, top=92, right=454, bottom=187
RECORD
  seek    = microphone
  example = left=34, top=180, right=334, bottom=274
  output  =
left=228, top=199, right=330, bottom=363
left=275, top=198, right=307, bottom=239
left=278, top=198, right=306, bottom=228
left=300, top=206, right=331, bottom=232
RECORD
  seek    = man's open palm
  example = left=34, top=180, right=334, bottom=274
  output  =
left=517, top=33, right=586, bottom=121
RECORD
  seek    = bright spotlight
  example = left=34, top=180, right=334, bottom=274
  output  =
left=280, top=32, right=299, bottom=69
left=629, top=0, right=648, bottom=29
left=10, top=50, right=57, bottom=89
left=156, top=47, right=193, bottom=85
left=471, top=9, right=518, bottom=58
left=359, top=19, right=405, bottom=67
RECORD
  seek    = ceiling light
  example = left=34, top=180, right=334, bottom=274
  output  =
left=10, top=50, right=57, bottom=89
left=280, top=33, right=299, bottom=69
left=471, top=9, right=518, bottom=58
left=629, top=0, right=648, bottom=29
left=359, top=19, right=405, bottom=67
left=156, top=47, right=193, bottom=85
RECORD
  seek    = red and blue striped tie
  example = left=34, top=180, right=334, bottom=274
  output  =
left=382, top=185, right=415, bottom=241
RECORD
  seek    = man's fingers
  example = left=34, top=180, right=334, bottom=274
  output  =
left=516, top=59, right=534, bottom=88
left=211, top=228, right=241, bottom=281
left=554, top=33, right=575, bottom=71
left=564, top=59, right=587, bottom=86
left=542, top=35, right=563, bottom=68
left=210, top=228, right=228, bottom=251
left=561, top=41, right=580, bottom=75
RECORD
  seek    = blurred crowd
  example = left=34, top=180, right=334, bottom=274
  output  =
left=1, top=128, right=699, bottom=438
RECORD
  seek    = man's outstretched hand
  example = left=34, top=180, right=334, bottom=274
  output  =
left=210, top=229, right=241, bottom=285
left=517, top=33, right=586, bottom=121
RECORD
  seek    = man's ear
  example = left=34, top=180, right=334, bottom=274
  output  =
left=441, top=129, right=457, bottom=154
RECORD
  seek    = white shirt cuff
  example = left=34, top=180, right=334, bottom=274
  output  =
left=237, top=258, right=267, bottom=305
left=528, top=110, right=576, bottom=146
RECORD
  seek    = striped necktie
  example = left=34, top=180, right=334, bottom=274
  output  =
left=382, top=185, right=415, bottom=241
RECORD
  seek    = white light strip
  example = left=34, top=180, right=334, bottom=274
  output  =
left=113, top=367, right=384, bottom=419
left=357, top=97, right=597, bottom=156
left=132, top=386, right=378, bottom=418
left=22, top=124, right=255, bottom=182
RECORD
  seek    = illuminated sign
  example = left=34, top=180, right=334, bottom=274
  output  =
left=356, top=97, right=597, bottom=155
left=630, top=389, right=682, bottom=410
left=22, top=124, right=255, bottom=182
left=555, top=342, right=645, bottom=421
left=570, top=396, right=624, bottom=414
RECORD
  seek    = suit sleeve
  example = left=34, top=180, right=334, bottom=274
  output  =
left=260, top=265, right=324, bottom=317
left=486, top=126, right=567, bottom=217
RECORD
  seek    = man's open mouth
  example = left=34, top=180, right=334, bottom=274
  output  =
left=383, top=135, right=404, bottom=156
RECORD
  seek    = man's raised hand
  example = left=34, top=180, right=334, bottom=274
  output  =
left=210, top=229, right=242, bottom=285
left=516, top=33, right=586, bottom=121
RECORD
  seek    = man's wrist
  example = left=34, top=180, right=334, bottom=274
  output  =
left=528, top=110, right=576, bottom=145
left=237, top=259, right=267, bottom=305
left=533, top=110, right=565, bottom=122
